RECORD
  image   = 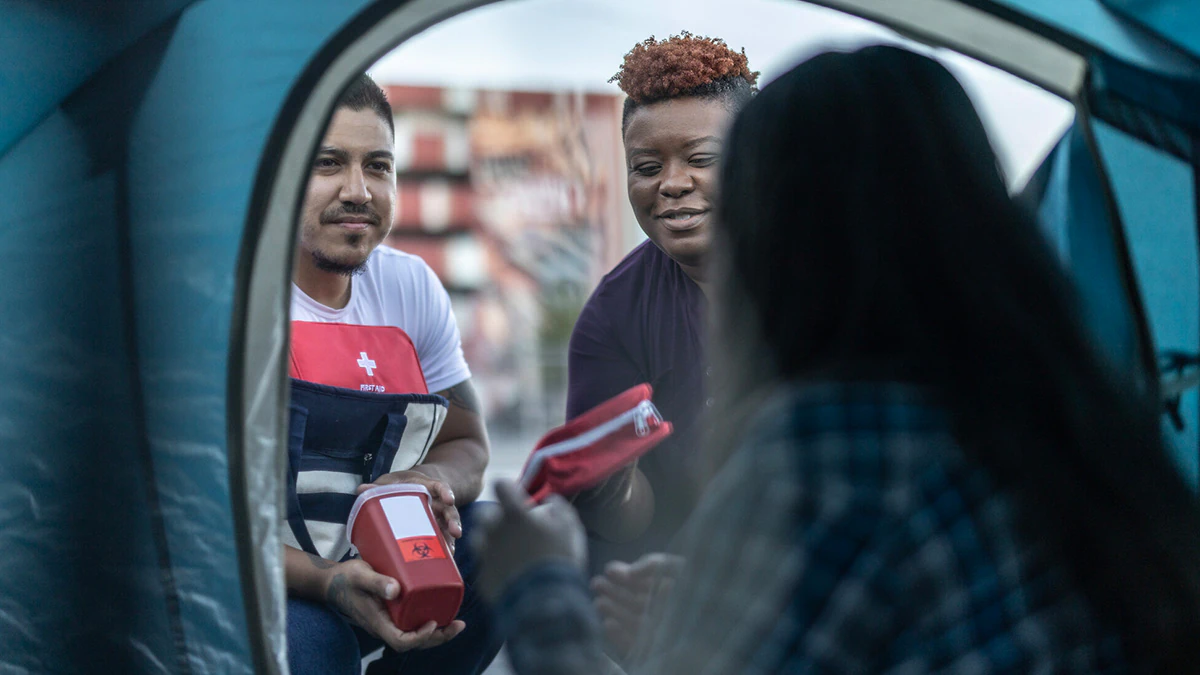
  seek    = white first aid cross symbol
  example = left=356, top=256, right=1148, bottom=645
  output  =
left=357, top=352, right=377, bottom=377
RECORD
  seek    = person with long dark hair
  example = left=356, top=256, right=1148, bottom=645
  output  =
left=471, top=45, right=1200, bottom=674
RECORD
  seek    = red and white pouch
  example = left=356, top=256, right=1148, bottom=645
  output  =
left=519, top=384, right=672, bottom=504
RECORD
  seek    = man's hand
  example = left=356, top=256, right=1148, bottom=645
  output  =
left=470, top=480, right=589, bottom=602
left=359, top=468, right=461, bottom=554
left=591, top=553, right=684, bottom=661
left=323, top=558, right=465, bottom=652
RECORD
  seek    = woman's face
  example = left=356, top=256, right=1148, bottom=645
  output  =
left=624, top=97, right=733, bottom=272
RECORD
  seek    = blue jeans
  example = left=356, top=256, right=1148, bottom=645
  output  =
left=288, top=502, right=502, bottom=675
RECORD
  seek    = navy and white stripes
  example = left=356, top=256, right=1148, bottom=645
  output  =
left=283, top=378, right=448, bottom=562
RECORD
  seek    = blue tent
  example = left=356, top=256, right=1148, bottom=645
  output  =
left=1, top=1, right=1196, bottom=672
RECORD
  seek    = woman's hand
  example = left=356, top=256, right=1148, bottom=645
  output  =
left=591, top=552, right=684, bottom=660
left=470, top=480, right=589, bottom=602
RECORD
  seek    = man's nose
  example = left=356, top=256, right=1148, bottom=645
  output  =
left=339, top=165, right=371, bottom=204
left=659, top=162, right=694, bottom=198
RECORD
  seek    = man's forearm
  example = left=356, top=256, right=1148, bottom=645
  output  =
left=425, top=379, right=490, bottom=505
left=285, top=545, right=334, bottom=601
left=413, top=437, right=488, bottom=505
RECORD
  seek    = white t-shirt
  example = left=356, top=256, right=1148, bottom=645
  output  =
left=290, top=246, right=471, bottom=394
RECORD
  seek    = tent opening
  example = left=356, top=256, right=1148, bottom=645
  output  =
left=228, top=2, right=1196, bottom=673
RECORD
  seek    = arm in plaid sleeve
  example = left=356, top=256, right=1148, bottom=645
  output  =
left=743, top=497, right=902, bottom=673
left=499, top=562, right=626, bottom=675
left=634, top=387, right=918, bottom=674
left=634, top=385, right=1119, bottom=673
left=636, top=452, right=900, bottom=673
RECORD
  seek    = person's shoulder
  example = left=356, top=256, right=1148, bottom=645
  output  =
left=598, top=239, right=667, bottom=284
left=365, top=245, right=441, bottom=289
left=367, top=244, right=430, bottom=272
left=574, top=241, right=654, bottom=327
left=589, top=239, right=680, bottom=305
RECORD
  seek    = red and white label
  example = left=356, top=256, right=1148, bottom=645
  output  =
left=399, top=536, right=448, bottom=562
left=290, top=321, right=429, bottom=394
left=381, top=495, right=447, bottom=562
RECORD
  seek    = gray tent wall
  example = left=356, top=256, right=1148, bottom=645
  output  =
left=2, top=0, right=1199, bottom=674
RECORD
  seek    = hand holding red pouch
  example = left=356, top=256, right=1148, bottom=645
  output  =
left=519, top=384, right=672, bottom=504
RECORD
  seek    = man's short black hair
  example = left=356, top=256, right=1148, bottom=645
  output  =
left=336, top=73, right=394, bottom=138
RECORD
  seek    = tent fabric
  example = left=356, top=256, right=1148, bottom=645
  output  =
left=0, top=18, right=189, bottom=675
left=0, top=0, right=379, bottom=673
left=813, top=1, right=1200, bottom=161
left=815, top=0, right=1089, bottom=97
left=1033, top=122, right=1147, bottom=383
left=1, top=1, right=1198, bottom=674
left=1087, top=53, right=1199, bottom=161
left=1091, top=119, right=1200, bottom=483
left=123, top=2, right=392, bottom=671
left=1102, top=0, right=1200, bottom=64
left=1029, top=117, right=1200, bottom=481
left=0, top=0, right=196, bottom=158
left=990, top=0, right=1200, bottom=76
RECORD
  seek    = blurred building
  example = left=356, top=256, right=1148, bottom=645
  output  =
left=381, top=84, right=637, bottom=433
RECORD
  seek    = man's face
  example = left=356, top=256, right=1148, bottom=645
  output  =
left=298, top=107, right=396, bottom=275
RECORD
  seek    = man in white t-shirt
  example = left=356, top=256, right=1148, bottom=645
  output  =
left=284, top=74, right=498, bottom=675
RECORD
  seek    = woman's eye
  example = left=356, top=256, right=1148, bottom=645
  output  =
left=633, top=164, right=661, bottom=176
left=690, top=155, right=717, bottom=167
left=368, top=162, right=392, bottom=173
left=314, top=157, right=338, bottom=169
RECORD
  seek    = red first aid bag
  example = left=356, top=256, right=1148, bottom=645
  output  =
left=347, top=484, right=464, bottom=630
left=519, top=384, right=672, bottom=504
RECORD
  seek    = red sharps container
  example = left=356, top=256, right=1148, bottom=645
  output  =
left=347, top=484, right=464, bottom=630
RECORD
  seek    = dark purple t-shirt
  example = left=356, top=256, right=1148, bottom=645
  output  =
left=567, top=240, right=709, bottom=569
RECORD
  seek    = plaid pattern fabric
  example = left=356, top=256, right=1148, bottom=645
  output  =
left=501, top=382, right=1130, bottom=674
left=500, top=562, right=625, bottom=675
left=636, top=382, right=1128, bottom=674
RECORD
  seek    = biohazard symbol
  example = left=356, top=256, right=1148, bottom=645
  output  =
left=399, top=536, right=446, bottom=562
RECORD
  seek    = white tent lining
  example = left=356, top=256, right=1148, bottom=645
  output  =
left=813, top=0, right=1086, bottom=98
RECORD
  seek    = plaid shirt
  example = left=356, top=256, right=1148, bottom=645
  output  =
left=501, top=382, right=1129, bottom=674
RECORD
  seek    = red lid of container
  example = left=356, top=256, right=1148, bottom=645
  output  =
left=346, top=483, right=431, bottom=539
